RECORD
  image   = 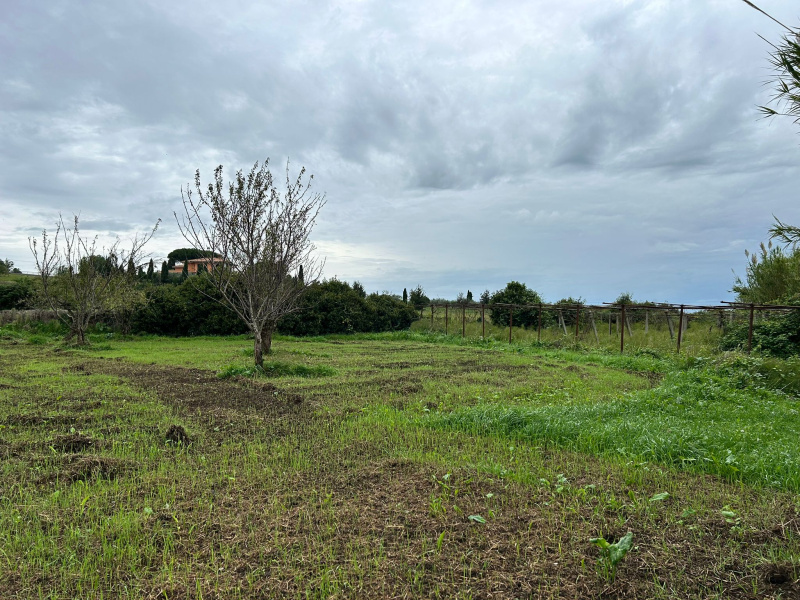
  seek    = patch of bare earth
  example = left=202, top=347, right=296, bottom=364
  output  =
left=133, top=456, right=800, bottom=599
left=30, top=357, right=799, bottom=599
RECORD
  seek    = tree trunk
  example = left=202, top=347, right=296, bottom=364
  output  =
left=253, top=329, right=264, bottom=367
left=75, top=321, right=87, bottom=345
left=260, top=326, right=274, bottom=357
left=70, top=313, right=89, bottom=345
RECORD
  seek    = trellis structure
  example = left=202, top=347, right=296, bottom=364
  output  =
left=424, top=301, right=800, bottom=354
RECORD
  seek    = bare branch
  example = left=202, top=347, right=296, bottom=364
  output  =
left=28, top=215, right=159, bottom=344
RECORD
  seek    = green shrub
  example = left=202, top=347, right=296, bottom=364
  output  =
left=488, top=282, right=549, bottom=328
left=0, top=278, right=35, bottom=310
left=278, top=279, right=418, bottom=336
left=131, top=277, right=247, bottom=336
left=720, top=307, right=800, bottom=358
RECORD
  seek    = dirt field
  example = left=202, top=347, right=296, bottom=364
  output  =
left=1, top=334, right=798, bottom=598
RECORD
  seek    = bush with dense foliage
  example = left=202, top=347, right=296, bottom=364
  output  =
left=127, top=277, right=418, bottom=337
left=0, top=278, right=35, bottom=310
left=733, top=242, right=800, bottom=305
left=278, top=279, right=418, bottom=336
left=131, top=277, right=247, bottom=336
left=720, top=303, right=800, bottom=358
left=408, top=285, right=430, bottom=310
left=488, top=281, right=546, bottom=328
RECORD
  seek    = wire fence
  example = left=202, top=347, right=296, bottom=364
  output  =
left=421, top=301, right=800, bottom=354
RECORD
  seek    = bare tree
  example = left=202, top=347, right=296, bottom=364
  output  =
left=176, top=159, right=325, bottom=366
left=29, top=215, right=159, bottom=344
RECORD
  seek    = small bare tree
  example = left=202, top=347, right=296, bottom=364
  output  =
left=176, top=159, right=325, bottom=366
left=29, top=215, right=159, bottom=344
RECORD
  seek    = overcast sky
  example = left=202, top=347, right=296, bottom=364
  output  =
left=1, top=0, right=798, bottom=303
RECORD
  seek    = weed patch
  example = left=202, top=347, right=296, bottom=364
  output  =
left=217, top=361, right=337, bottom=379
left=428, top=363, right=800, bottom=491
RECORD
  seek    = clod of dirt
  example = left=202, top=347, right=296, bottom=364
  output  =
left=42, top=454, right=126, bottom=484
left=165, top=424, right=191, bottom=446
left=50, top=433, right=98, bottom=453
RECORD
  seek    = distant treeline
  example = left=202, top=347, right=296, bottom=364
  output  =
left=1, top=274, right=418, bottom=337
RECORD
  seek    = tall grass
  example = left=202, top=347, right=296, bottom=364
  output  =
left=427, top=357, right=800, bottom=491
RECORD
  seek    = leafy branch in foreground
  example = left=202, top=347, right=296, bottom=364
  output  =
left=769, top=216, right=800, bottom=247
left=740, top=1, right=800, bottom=126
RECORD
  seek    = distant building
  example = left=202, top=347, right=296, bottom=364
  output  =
left=168, top=257, right=224, bottom=275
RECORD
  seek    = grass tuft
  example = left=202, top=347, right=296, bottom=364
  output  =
left=217, top=361, right=337, bottom=379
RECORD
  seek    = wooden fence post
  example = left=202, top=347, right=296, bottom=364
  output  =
left=676, top=305, right=684, bottom=354
left=558, top=310, right=567, bottom=335
left=430, top=305, right=434, bottom=329
left=481, top=304, right=485, bottom=339
left=445, top=304, right=448, bottom=335
left=645, top=310, right=649, bottom=334
left=575, top=305, right=581, bottom=339
left=590, top=312, right=599, bottom=342
left=620, top=305, right=625, bottom=353
left=509, top=306, right=513, bottom=343
left=747, top=304, right=755, bottom=354
left=462, top=304, right=466, bottom=338
left=665, top=310, right=674, bottom=340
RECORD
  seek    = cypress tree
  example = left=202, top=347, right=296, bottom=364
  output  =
left=160, top=261, right=169, bottom=283
left=146, top=258, right=154, bottom=281
left=127, top=258, right=136, bottom=277
left=181, top=261, right=189, bottom=281
left=403, top=288, right=408, bottom=303
left=298, top=265, right=304, bottom=284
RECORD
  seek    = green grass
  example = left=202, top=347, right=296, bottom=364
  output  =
left=427, top=359, right=800, bottom=491
left=217, top=361, right=337, bottom=379
left=2, top=327, right=800, bottom=598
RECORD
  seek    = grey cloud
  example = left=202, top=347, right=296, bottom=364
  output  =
left=1, top=0, right=798, bottom=304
